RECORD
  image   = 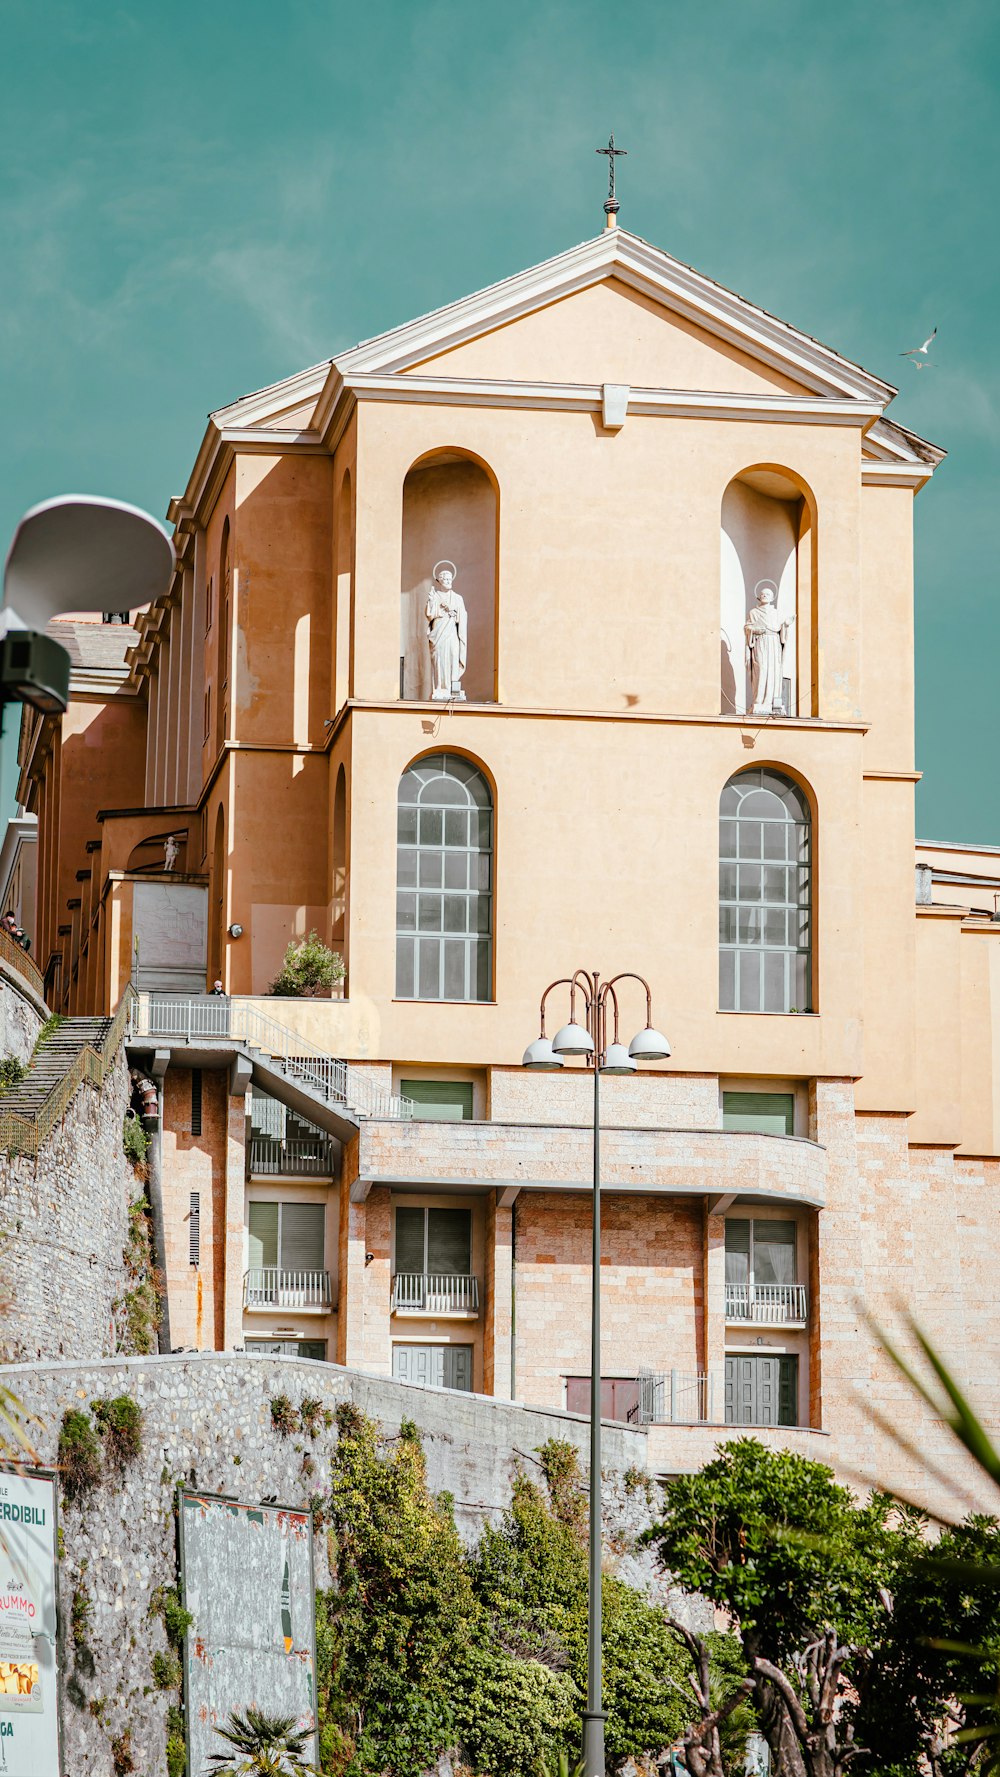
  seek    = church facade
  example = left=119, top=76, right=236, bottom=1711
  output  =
left=17, top=222, right=1000, bottom=1492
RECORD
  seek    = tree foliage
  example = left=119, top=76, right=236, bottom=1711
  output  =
left=314, top=1410, right=740, bottom=1776
left=268, top=932, right=345, bottom=998
left=646, top=1435, right=1000, bottom=1777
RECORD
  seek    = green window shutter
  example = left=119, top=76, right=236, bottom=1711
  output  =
left=401, top=1079, right=474, bottom=1121
left=722, top=1090, right=795, bottom=1135
left=248, top=1202, right=278, bottom=1269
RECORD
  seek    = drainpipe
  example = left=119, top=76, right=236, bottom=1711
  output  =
left=146, top=1049, right=172, bottom=1354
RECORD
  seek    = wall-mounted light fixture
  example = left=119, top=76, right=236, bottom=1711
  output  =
left=228, top=923, right=244, bottom=939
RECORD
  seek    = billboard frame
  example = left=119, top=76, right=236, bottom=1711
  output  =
left=176, top=1487, right=318, bottom=1777
left=0, top=1462, right=63, bottom=1777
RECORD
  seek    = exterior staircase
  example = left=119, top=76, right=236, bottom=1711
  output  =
left=126, top=995, right=412, bottom=1135
left=0, top=1012, right=122, bottom=1156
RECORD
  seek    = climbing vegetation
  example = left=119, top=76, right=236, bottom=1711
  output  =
left=312, top=1409, right=738, bottom=1776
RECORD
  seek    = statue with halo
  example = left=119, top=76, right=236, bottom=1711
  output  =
left=745, top=580, right=792, bottom=716
left=425, top=560, right=468, bottom=701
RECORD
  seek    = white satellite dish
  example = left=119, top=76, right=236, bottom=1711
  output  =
left=2, top=494, right=175, bottom=633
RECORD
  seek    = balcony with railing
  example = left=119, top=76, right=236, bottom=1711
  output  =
left=628, top=1370, right=714, bottom=1426
left=391, top=1273, right=480, bottom=1317
left=243, top=1268, right=332, bottom=1312
left=248, top=1134, right=335, bottom=1178
left=725, top=1282, right=807, bottom=1326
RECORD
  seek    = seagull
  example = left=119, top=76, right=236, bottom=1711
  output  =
left=900, top=327, right=937, bottom=360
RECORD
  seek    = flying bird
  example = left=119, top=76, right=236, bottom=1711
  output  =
left=901, top=327, right=937, bottom=360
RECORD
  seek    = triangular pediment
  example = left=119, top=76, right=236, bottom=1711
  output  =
left=333, top=228, right=896, bottom=404
left=402, top=275, right=813, bottom=396
left=198, top=228, right=943, bottom=487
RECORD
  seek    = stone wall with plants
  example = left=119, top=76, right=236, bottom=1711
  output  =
left=0, top=964, right=44, bottom=1068
left=2, top=1351, right=714, bottom=1777
left=0, top=1048, right=156, bottom=1363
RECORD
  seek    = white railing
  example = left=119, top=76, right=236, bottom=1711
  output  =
left=629, top=1369, right=714, bottom=1426
left=127, top=996, right=413, bottom=1120
left=243, top=1268, right=331, bottom=1310
left=248, top=1135, right=334, bottom=1177
left=391, top=1273, right=480, bottom=1314
left=726, top=1282, right=807, bottom=1325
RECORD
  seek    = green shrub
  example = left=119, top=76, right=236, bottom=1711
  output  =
left=166, top=1703, right=187, bottom=1777
left=92, top=1395, right=142, bottom=1470
left=299, top=1397, right=324, bottom=1437
left=150, top=1586, right=193, bottom=1651
left=114, top=1203, right=161, bottom=1355
left=270, top=1395, right=299, bottom=1437
left=0, top=1055, right=26, bottom=1093
left=111, top=1728, right=135, bottom=1775
left=151, top=1648, right=182, bottom=1691
left=267, top=930, right=345, bottom=998
left=58, top=1410, right=102, bottom=1503
left=122, top=1113, right=150, bottom=1168
left=33, top=1014, right=64, bottom=1052
left=71, top=1581, right=91, bottom=1649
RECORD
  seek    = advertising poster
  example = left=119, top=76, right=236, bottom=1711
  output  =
left=179, top=1491, right=317, bottom=1777
left=0, top=1468, right=60, bottom=1777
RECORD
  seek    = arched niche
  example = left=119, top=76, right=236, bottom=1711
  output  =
left=720, top=468, right=815, bottom=719
left=216, top=519, right=231, bottom=749
left=209, top=806, right=225, bottom=985
left=399, top=451, right=497, bottom=703
left=331, top=764, right=348, bottom=982
left=334, top=471, right=353, bottom=708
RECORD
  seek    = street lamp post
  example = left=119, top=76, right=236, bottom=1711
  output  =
left=523, top=970, right=670, bottom=1777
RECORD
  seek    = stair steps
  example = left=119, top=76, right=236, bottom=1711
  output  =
left=2, top=1018, right=114, bottom=1118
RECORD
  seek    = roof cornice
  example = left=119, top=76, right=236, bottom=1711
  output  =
left=335, top=228, right=896, bottom=404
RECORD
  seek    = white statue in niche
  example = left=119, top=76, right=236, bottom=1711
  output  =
left=425, top=560, right=467, bottom=701
left=745, top=580, right=793, bottom=716
left=163, top=834, right=180, bottom=872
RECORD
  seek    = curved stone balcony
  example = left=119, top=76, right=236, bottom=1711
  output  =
left=352, top=1118, right=826, bottom=1208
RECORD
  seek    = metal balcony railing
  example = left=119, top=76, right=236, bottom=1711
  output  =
left=127, top=995, right=413, bottom=1120
left=628, top=1369, right=714, bottom=1426
left=391, top=1273, right=480, bottom=1315
left=247, top=1135, right=334, bottom=1177
left=725, top=1282, right=807, bottom=1325
left=243, top=1268, right=331, bottom=1310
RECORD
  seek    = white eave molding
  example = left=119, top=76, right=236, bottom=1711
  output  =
left=164, top=225, right=944, bottom=541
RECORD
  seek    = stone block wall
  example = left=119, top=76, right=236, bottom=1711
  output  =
left=3, top=1351, right=680, bottom=1777
left=0, top=962, right=45, bottom=1067
left=514, top=1192, right=704, bottom=1408
left=0, top=1050, right=138, bottom=1362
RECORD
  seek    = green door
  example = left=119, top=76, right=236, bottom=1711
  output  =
left=725, top=1354, right=797, bottom=1426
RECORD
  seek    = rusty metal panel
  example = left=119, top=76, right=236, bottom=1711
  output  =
left=179, top=1491, right=317, bottom=1776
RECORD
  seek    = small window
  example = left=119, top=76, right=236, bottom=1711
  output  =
left=396, top=753, right=493, bottom=1002
left=400, top=1080, right=474, bottom=1121
left=191, top=1069, right=202, bottom=1135
left=206, top=576, right=214, bottom=633
left=189, top=1191, right=200, bottom=1266
left=245, top=1339, right=326, bottom=1359
left=248, top=1201, right=325, bottom=1272
left=203, top=687, right=211, bottom=742
left=394, top=1206, right=472, bottom=1276
left=722, top=1091, right=794, bottom=1135
left=725, top=1218, right=797, bottom=1287
left=719, top=769, right=812, bottom=1013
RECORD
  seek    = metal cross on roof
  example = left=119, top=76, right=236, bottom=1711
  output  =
left=596, top=133, right=627, bottom=220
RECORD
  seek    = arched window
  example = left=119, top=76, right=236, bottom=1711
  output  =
left=719, top=770, right=812, bottom=1013
left=396, top=753, right=493, bottom=1001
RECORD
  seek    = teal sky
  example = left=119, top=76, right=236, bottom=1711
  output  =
left=2, top=0, right=997, bottom=841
